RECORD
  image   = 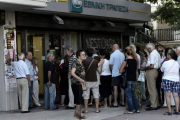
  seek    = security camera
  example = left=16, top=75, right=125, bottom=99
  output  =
left=53, top=15, right=64, bottom=25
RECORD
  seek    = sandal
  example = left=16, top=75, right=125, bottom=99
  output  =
left=135, top=110, right=140, bottom=113
left=95, top=110, right=101, bottom=113
left=110, top=104, right=118, bottom=108
left=88, top=103, right=93, bottom=106
left=124, top=111, right=134, bottom=114
left=77, top=115, right=87, bottom=119
left=82, top=110, right=88, bottom=114
left=74, top=113, right=78, bottom=117
left=164, top=112, right=172, bottom=115
left=173, top=112, right=180, bottom=115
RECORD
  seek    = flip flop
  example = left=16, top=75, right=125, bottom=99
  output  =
left=124, top=111, right=134, bottom=114
left=110, top=104, right=118, bottom=107
left=88, top=103, right=93, bottom=106
left=77, top=115, right=87, bottom=119
left=164, top=112, right=172, bottom=115
left=82, top=110, right=88, bottom=114
left=135, top=110, right=140, bottom=113
left=95, top=110, right=101, bottom=113
left=173, top=112, right=180, bottom=115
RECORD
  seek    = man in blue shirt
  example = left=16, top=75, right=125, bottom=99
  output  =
left=109, top=44, right=125, bottom=107
left=25, top=52, right=35, bottom=109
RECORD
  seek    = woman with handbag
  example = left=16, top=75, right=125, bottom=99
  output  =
left=119, top=48, right=140, bottom=114
left=71, top=49, right=86, bottom=119
left=161, top=49, right=180, bottom=115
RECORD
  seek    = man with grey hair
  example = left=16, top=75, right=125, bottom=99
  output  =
left=8, top=53, right=30, bottom=113
left=176, top=46, right=180, bottom=112
left=141, top=43, right=161, bottom=111
left=44, top=52, right=58, bottom=110
left=65, top=47, right=77, bottom=109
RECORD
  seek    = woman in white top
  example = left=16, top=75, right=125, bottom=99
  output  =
left=99, top=52, right=112, bottom=107
left=32, top=57, right=41, bottom=107
left=161, top=49, right=180, bottom=115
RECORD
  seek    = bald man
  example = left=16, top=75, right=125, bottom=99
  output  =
left=109, top=44, right=125, bottom=107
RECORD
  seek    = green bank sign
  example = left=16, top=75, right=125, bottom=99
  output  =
left=70, top=0, right=129, bottom=13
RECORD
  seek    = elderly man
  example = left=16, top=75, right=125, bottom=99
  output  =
left=141, top=43, right=161, bottom=111
left=25, top=52, right=35, bottom=109
left=176, top=46, right=180, bottom=112
left=65, top=47, right=77, bottom=109
left=109, top=44, right=125, bottom=107
left=8, top=53, right=30, bottom=113
left=44, top=52, right=58, bottom=110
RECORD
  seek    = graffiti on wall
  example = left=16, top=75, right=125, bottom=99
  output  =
left=86, top=37, right=119, bottom=50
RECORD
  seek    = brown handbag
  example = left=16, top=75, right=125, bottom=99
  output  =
left=81, top=59, right=94, bottom=91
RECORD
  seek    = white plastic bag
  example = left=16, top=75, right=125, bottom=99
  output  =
left=138, top=71, right=145, bottom=82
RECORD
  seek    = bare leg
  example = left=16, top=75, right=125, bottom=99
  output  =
left=173, top=92, right=179, bottom=112
left=166, top=93, right=171, bottom=112
left=95, top=98, right=99, bottom=111
left=121, top=88, right=125, bottom=105
left=75, top=105, right=79, bottom=115
left=104, top=98, right=107, bottom=107
left=90, top=95, right=94, bottom=104
left=113, top=86, right=118, bottom=106
left=109, top=95, right=112, bottom=106
left=84, top=99, right=88, bottom=111
left=61, top=95, right=66, bottom=103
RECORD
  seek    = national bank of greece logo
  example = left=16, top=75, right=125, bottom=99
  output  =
left=70, top=0, right=83, bottom=13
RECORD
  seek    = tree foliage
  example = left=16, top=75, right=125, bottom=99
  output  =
left=133, top=0, right=180, bottom=30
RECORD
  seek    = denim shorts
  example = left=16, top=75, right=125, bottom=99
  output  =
left=162, top=79, right=180, bottom=93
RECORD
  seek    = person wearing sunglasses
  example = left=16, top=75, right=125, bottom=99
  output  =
left=157, top=46, right=166, bottom=64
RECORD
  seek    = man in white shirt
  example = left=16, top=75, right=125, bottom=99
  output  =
left=176, top=46, right=180, bottom=112
left=141, top=43, right=161, bottom=111
left=8, top=53, right=30, bottom=113
left=25, top=52, right=35, bottom=109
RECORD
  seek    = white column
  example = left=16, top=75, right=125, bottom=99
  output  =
left=0, top=12, right=18, bottom=111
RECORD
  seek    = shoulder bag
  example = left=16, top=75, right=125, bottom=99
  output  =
left=82, top=59, right=94, bottom=91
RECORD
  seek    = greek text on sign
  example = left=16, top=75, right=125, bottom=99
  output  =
left=84, top=0, right=129, bottom=13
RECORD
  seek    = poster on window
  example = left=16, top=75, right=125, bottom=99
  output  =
left=4, top=28, right=17, bottom=91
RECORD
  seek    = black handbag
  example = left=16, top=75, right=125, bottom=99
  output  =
left=121, top=59, right=127, bottom=89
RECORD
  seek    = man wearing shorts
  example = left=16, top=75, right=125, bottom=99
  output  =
left=83, top=48, right=100, bottom=113
left=109, top=44, right=125, bottom=107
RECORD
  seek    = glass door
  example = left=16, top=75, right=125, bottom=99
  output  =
left=27, top=33, right=45, bottom=94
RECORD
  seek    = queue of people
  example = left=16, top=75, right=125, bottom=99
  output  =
left=7, top=43, right=180, bottom=118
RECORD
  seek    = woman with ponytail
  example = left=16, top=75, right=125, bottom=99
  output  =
left=119, top=47, right=140, bottom=114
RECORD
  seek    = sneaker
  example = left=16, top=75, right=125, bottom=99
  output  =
left=35, top=103, right=42, bottom=107
left=59, top=102, right=65, bottom=106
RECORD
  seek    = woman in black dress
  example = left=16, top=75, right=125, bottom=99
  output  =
left=58, top=55, right=69, bottom=106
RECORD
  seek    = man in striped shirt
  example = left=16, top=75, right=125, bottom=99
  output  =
left=65, top=47, right=77, bottom=109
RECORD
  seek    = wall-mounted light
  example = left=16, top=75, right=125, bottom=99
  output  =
left=53, top=15, right=64, bottom=25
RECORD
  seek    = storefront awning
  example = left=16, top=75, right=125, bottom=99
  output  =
left=0, top=0, right=47, bottom=11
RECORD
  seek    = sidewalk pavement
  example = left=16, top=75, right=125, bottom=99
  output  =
left=0, top=103, right=179, bottom=120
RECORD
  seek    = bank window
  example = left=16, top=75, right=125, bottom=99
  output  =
left=16, top=30, right=26, bottom=54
